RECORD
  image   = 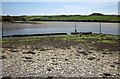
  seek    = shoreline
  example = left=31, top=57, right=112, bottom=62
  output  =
left=2, top=21, right=43, bottom=24
left=30, top=20, right=120, bottom=23
left=2, top=33, right=120, bottom=38
left=2, top=20, right=119, bottom=23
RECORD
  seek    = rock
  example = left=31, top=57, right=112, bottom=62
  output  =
left=88, top=51, right=94, bottom=53
left=75, top=53, right=80, bottom=56
left=50, top=57, right=55, bottom=59
left=102, top=52, right=107, bottom=54
left=102, top=55, right=104, bottom=57
left=46, top=76, right=53, bottom=79
left=22, top=57, right=32, bottom=59
left=1, top=77, right=12, bottom=79
left=108, top=52, right=113, bottom=54
left=77, top=47, right=82, bottom=49
left=23, top=60, right=32, bottom=62
left=65, top=58, right=69, bottom=61
left=52, top=62, right=58, bottom=65
left=61, top=53, right=65, bottom=55
left=88, top=56, right=96, bottom=60
left=97, top=59, right=100, bottom=61
left=1, top=50, right=6, bottom=53
left=9, top=49, right=19, bottom=52
left=110, top=65, right=115, bottom=67
left=47, top=69, right=51, bottom=71
left=113, top=62, right=120, bottom=65
left=78, top=50, right=88, bottom=55
left=22, top=56, right=33, bottom=62
left=90, top=47, right=95, bottom=50
left=46, top=59, right=50, bottom=61
left=40, top=48, right=46, bottom=51
left=22, top=51, right=35, bottom=54
left=40, top=48, right=50, bottom=51
left=0, top=55, right=7, bottom=59
left=103, top=73, right=112, bottom=76
left=66, top=62, right=71, bottom=64
left=102, top=52, right=113, bottom=55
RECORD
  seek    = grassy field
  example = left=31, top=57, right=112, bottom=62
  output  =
left=2, top=34, right=118, bottom=43
left=23, top=15, right=119, bottom=22
left=2, top=14, right=119, bottom=22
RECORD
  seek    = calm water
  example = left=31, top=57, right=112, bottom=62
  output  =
left=2, top=21, right=118, bottom=36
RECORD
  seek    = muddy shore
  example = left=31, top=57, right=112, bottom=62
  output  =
left=1, top=35, right=120, bottom=78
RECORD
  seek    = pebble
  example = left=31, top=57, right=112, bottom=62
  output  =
left=88, top=56, right=96, bottom=60
left=103, top=73, right=112, bottom=77
left=22, top=51, right=35, bottom=54
left=0, top=55, right=7, bottom=59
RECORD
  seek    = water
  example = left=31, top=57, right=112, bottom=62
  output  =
left=2, top=21, right=118, bottom=36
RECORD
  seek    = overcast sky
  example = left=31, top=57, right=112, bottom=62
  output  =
left=2, top=2, right=118, bottom=15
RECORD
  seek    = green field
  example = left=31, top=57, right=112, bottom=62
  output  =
left=22, top=15, right=119, bottom=22
left=2, top=14, right=119, bottom=22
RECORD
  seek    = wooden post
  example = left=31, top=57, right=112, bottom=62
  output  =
left=99, top=22, right=101, bottom=34
left=99, top=22, right=103, bottom=40
left=1, top=24, right=3, bottom=37
left=75, top=21, right=77, bottom=33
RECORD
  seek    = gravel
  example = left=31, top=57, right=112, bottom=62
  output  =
left=1, top=45, right=119, bottom=78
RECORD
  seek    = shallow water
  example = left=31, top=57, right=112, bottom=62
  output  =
left=2, top=21, right=118, bottom=36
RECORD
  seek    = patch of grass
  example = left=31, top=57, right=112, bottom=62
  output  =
left=1, top=40, right=9, bottom=44
left=2, top=34, right=118, bottom=45
left=97, top=40, right=116, bottom=44
left=74, top=39, right=84, bottom=43
left=26, top=21, right=43, bottom=24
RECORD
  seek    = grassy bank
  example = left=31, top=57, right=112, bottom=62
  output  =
left=13, top=21, right=43, bottom=24
left=2, top=34, right=119, bottom=51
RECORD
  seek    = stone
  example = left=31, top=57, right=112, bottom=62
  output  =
left=88, top=56, right=96, bottom=60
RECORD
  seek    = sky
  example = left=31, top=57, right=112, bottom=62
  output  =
left=2, top=2, right=118, bottom=15
left=1, top=0, right=120, bottom=2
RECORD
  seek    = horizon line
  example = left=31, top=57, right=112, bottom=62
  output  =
left=2, top=13, right=118, bottom=16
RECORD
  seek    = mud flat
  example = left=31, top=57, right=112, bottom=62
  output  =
left=1, top=35, right=120, bottom=78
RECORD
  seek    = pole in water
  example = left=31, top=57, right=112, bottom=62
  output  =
left=75, top=21, right=77, bottom=33
left=99, top=22, right=101, bottom=34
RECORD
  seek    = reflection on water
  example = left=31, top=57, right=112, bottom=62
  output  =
left=3, top=21, right=118, bottom=36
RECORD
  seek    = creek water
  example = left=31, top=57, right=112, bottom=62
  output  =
left=2, top=21, right=118, bottom=36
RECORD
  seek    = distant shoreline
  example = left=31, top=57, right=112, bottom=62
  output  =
left=30, top=20, right=119, bottom=23
left=2, top=21, right=43, bottom=24
left=2, top=20, right=119, bottom=23
left=2, top=13, right=119, bottom=23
